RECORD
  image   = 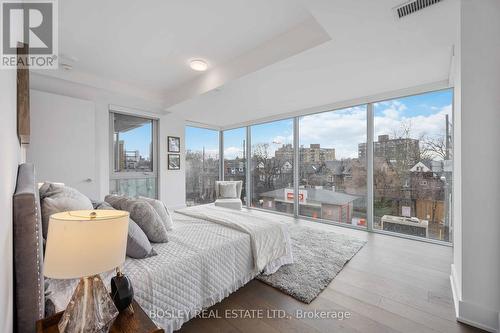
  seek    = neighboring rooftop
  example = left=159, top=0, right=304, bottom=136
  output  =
left=261, top=188, right=359, bottom=206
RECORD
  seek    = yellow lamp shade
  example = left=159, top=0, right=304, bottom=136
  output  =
left=44, top=210, right=129, bottom=279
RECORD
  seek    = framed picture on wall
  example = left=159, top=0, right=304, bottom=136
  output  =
left=168, top=136, right=180, bottom=153
left=168, top=154, right=180, bottom=170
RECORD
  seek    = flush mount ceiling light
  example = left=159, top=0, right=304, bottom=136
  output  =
left=189, top=59, right=208, bottom=71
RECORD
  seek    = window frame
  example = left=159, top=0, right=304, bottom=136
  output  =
left=109, top=110, right=159, bottom=198
left=185, top=125, right=221, bottom=206
left=216, top=86, right=453, bottom=246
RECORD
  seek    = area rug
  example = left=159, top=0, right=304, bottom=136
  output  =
left=257, top=225, right=366, bottom=303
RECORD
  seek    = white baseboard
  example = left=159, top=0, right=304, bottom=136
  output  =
left=450, top=264, right=499, bottom=333
left=450, top=264, right=461, bottom=316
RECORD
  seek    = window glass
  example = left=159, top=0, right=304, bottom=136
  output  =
left=250, top=119, right=294, bottom=214
left=113, top=114, right=153, bottom=172
left=110, top=113, right=157, bottom=198
left=373, top=89, right=453, bottom=241
left=223, top=127, right=247, bottom=204
left=185, top=126, right=220, bottom=206
left=299, top=106, right=368, bottom=227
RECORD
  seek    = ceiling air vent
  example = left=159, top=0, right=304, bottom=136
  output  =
left=394, top=0, right=443, bottom=19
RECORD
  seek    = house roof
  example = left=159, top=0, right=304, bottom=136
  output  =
left=261, top=188, right=358, bottom=206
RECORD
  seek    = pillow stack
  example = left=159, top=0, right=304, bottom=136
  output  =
left=39, top=182, right=174, bottom=260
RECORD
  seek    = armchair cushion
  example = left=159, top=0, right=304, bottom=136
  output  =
left=215, top=181, right=243, bottom=199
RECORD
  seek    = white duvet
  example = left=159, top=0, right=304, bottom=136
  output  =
left=46, top=210, right=292, bottom=332
left=176, top=204, right=293, bottom=274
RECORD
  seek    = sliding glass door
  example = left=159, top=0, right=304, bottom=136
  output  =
left=298, top=106, right=368, bottom=227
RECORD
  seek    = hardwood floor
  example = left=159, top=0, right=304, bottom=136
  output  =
left=178, top=216, right=483, bottom=333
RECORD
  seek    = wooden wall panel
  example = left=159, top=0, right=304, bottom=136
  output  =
left=17, top=43, right=30, bottom=144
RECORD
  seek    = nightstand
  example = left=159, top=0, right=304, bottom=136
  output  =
left=36, top=299, right=164, bottom=333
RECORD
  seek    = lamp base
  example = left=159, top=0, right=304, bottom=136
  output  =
left=58, top=275, right=118, bottom=333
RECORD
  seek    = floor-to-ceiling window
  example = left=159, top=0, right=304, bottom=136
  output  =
left=250, top=119, right=294, bottom=214
left=110, top=112, right=158, bottom=198
left=372, top=89, right=453, bottom=241
left=183, top=88, right=453, bottom=243
left=299, top=106, right=368, bottom=227
left=223, top=127, right=247, bottom=204
left=185, top=126, right=220, bottom=206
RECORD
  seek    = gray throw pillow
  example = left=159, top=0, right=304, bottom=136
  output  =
left=138, top=196, right=173, bottom=231
left=94, top=201, right=156, bottom=259
left=40, top=183, right=94, bottom=239
left=104, top=194, right=129, bottom=210
left=219, top=182, right=238, bottom=198
left=126, top=219, right=158, bottom=258
left=122, top=199, right=168, bottom=243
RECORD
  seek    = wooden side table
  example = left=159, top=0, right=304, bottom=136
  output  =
left=36, top=299, right=164, bottom=333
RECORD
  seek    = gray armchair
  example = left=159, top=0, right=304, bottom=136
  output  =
left=214, top=181, right=243, bottom=210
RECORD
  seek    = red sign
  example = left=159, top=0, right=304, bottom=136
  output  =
left=286, top=192, right=304, bottom=201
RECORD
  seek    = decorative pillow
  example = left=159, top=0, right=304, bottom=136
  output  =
left=93, top=201, right=156, bottom=259
left=126, top=219, right=158, bottom=258
left=122, top=199, right=168, bottom=243
left=39, top=183, right=94, bottom=239
left=98, top=200, right=157, bottom=258
left=104, top=194, right=129, bottom=210
left=138, top=196, right=173, bottom=231
left=91, top=199, right=111, bottom=210
left=219, top=182, right=238, bottom=198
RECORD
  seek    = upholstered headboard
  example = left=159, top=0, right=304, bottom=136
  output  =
left=13, top=163, right=44, bottom=333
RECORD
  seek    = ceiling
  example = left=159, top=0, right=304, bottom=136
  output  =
left=56, top=0, right=310, bottom=92
left=41, top=0, right=459, bottom=127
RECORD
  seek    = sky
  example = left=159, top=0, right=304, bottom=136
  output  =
left=185, top=89, right=453, bottom=160
left=119, top=121, right=152, bottom=159
left=185, top=126, right=220, bottom=157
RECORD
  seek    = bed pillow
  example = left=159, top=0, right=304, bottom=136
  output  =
left=138, top=196, right=173, bottom=231
left=94, top=201, right=156, bottom=259
left=219, top=182, right=238, bottom=198
left=104, top=194, right=129, bottom=210
left=39, top=183, right=94, bottom=239
left=122, top=199, right=168, bottom=243
left=126, top=219, right=158, bottom=258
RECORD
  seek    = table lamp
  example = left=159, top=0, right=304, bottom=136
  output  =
left=44, top=210, right=129, bottom=333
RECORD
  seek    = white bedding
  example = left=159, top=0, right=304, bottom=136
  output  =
left=175, top=204, right=293, bottom=274
left=46, top=213, right=258, bottom=332
left=46, top=208, right=293, bottom=332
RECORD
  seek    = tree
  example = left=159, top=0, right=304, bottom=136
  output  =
left=421, top=135, right=447, bottom=160
left=252, top=143, right=291, bottom=193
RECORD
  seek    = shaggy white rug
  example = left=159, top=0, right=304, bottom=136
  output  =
left=257, top=225, right=366, bottom=303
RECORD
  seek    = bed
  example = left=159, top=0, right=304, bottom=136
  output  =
left=13, top=163, right=292, bottom=333
left=46, top=213, right=257, bottom=332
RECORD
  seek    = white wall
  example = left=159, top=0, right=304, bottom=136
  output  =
left=30, top=74, right=186, bottom=209
left=451, top=1, right=500, bottom=332
left=159, top=112, right=186, bottom=209
left=28, top=90, right=98, bottom=198
left=0, top=70, right=21, bottom=332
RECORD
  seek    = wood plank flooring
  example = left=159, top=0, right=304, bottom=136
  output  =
left=178, top=215, right=483, bottom=333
